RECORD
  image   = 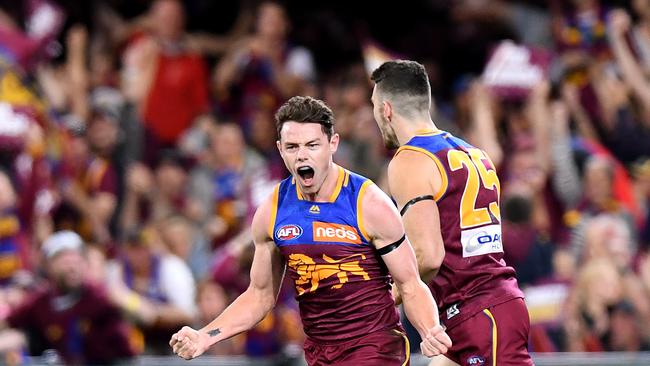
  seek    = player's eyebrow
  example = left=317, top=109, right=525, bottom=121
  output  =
left=283, top=138, right=320, bottom=147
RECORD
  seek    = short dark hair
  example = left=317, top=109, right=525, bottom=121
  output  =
left=275, top=96, right=335, bottom=139
left=371, top=60, right=431, bottom=116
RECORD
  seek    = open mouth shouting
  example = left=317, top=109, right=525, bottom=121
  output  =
left=296, top=165, right=315, bottom=186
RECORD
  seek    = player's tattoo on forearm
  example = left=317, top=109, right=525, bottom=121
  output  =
left=207, top=328, right=221, bottom=337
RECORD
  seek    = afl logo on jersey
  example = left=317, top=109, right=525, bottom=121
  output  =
left=276, top=225, right=303, bottom=241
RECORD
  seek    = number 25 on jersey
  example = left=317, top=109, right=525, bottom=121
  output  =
left=447, top=148, right=501, bottom=229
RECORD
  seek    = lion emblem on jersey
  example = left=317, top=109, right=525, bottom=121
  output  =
left=287, top=253, right=370, bottom=295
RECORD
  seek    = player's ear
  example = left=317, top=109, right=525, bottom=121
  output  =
left=329, top=133, right=340, bottom=153
left=383, top=100, right=393, bottom=122
left=276, top=124, right=284, bottom=154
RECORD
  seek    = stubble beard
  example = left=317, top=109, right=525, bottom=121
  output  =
left=381, top=121, right=400, bottom=150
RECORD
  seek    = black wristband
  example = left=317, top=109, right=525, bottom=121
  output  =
left=377, top=234, right=406, bottom=256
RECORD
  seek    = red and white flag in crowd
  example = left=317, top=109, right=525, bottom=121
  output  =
left=482, top=40, right=551, bottom=100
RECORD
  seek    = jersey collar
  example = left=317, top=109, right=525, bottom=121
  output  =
left=294, top=165, right=346, bottom=203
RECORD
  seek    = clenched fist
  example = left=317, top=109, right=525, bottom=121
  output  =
left=420, top=324, right=452, bottom=357
left=169, top=326, right=210, bottom=360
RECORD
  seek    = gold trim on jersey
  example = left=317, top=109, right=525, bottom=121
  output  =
left=395, top=145, right=449, bottom=201
left=414, top=128, right=444, bottom=136
left=328, top=166, right=346, bottom=202
left=356, top=180, right=373, bottom=242
left=268, top=184, right=280, bottom=239
left=392, top=329, right=411, bottom=366
left=294, top=176, right=305, bottom=200
left=295, top=165, right=346, bottom=203
left=483, top=308, right=498, bottom=366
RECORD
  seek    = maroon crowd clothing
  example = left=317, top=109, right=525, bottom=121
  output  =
left=83, top=157, right=118, bottom=197
left=7, top=283, right=135, bottom=365
left=53, top=153, right=118, bottom=242
left=397, top=130, right=531, bottom=361
left=270, top=166, right=405, bottom=360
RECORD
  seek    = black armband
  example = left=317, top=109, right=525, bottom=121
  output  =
left=399, top=195, right=434, bottom=216
left=377, top=234, right=406, bottom=256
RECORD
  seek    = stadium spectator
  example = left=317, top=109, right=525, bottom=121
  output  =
left=158, top=215, right=211, bottom=280
left=605, top=8, right=650, bottom=163
left=552, top=0, right=610, bottom=60
left=188, top=123, right=273, bottom=248
left=106, top=226, right=195, bottom=354
left=120, top=152, right=191, bottom=234
left=564, top=252, right=650, bottom=351
left=213, top=1, right=315, bottom=137
left=329, top=66, right=385, bottom=181
left=0, top=231, right=136, bottom=364
left=248, top=108, right=287, bottom=180
left=122, top=0, right=210, bottom=164
left=53, top=105, right=120, bottom=245
left=570, top=156, right=636, bottom=257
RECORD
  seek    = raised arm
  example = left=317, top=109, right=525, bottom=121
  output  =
left=466, top=82, right=503, bottom=168
left=65, top=25, right=91, bottom=122
left=608, top=9, right=650, bottom=126
left=525, top=81, right=552, bottom=174
left=361, top=183, right=451, bottom=357
left=170, top=192, right=286, bottom=360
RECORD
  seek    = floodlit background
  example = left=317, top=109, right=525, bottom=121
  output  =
left=0, top=0, right=650, bottom=365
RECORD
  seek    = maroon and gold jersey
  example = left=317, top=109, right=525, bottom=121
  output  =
left=270, top=166, right=400, bottom=343
left=7, top=283, right=135, bottom=364
left=396, top=131, right=524, bottom=330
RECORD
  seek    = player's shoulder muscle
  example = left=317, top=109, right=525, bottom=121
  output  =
left=252, top=184, right=280, bottom=244
left=360, top=182, right=405, bottom=243
left=388, top=149, right=434, bottom=178
left=388, top=149, right=439, bottom=201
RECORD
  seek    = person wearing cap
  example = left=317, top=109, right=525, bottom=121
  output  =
left=0, top=231, right=135, bottom=365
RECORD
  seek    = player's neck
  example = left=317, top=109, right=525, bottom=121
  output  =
left=300, top=163, right=340, bottom=202
left=396, top=118, right=439, bottom=146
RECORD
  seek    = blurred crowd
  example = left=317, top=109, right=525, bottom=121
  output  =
left=0, top=0, right=649, bottom=364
